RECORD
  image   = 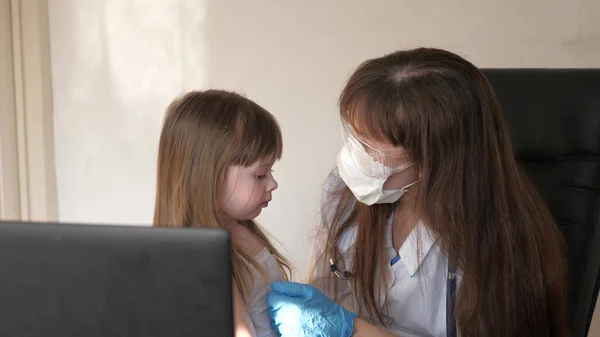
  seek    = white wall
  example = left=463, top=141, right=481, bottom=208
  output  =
left=48, top=0, right=209, bottom=225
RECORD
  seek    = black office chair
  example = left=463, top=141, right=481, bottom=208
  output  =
left=483, top=69, right=600, bottom=337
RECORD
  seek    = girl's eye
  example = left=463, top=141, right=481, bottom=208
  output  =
left=255, top=169, right=273, bottom=180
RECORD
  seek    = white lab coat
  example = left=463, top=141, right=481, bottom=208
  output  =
left=309, top=170, right=462, bottom=337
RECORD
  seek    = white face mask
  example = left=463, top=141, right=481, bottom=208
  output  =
left=336, top=124, right=419, bottom=205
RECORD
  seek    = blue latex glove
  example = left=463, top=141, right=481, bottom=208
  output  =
left=267, top=281, right=357, bottom=337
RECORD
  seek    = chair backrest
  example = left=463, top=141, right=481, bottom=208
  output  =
left=483, top=69, right=600, bottom=337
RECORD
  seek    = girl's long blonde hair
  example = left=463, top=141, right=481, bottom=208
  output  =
left=153, top=89, right=292, bottom=303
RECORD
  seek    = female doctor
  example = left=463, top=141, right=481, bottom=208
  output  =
left=267, top=48, right=569, bottom=337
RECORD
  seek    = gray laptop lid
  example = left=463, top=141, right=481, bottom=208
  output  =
left=0, top=221, right=233, bottom=337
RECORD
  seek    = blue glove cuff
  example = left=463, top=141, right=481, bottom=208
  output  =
left=340, top=306, right=358, bottom=337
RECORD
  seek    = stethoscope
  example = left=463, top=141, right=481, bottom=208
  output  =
left=330, top=250, right=457, bottom=337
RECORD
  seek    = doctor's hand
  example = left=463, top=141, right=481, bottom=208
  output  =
left=267, top=281, right=357, bottom=337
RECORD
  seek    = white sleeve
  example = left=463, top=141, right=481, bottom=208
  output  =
left=306, top=170, right=356, bottom=311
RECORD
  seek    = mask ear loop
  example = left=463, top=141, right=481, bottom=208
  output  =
left=387, top=163, right=422, bottom=191
left=400, top=177, right=421, bottom=191
left=389, top=160, right=413, bottom=174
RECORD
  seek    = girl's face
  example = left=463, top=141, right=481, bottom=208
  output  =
left=218, top=157, right=278, bottom=223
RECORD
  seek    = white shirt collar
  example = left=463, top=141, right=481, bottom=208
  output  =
left=386, top=218, right=438, bottom=277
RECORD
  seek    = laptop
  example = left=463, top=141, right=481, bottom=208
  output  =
left=0, top=221, right=233, bottom=337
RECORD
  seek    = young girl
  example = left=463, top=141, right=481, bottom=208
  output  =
left=153, top=89, right=292, bottom=337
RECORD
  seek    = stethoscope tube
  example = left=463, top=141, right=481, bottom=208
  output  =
left=446, top=263, right=457, bottom=337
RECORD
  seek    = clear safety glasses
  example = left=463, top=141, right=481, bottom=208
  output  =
left=341, top=123, right=412, bottom=180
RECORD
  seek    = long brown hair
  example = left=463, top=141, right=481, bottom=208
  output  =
left=316, top=48, right=568, bottom=336
left=153, top=89, right=292, bottom=303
